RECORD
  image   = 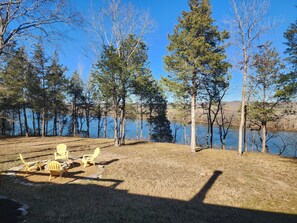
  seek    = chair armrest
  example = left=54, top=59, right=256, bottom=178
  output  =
left=82, top=154, right=93, bottom=159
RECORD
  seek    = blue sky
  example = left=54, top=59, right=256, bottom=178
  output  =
left=56, top=0, right=296, bottom=101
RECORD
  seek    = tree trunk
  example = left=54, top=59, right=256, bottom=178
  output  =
left=32, top=111, right=36, bottom=135
left=222, top=139, right=226, bottom=150
left=148, top=107, right=153, bottom=141
left=208, top=102, right=213, bottom=148
left=113, top=105, right=119, bottom=147
left=184, top=124, right=187, bottom=145
left=73, top=101, right=76, bottom=137
left=173, top=126, right=178, bottom=143
left=97, top=109, right=102, bottom=138
left=244, top=105, right=247, bottom=152
left=97, top=118, right=100, bottom=138
left=46, top=119, right=49, bottom=135
left=210, top=123, right=213, bottom=149
left=23, top=106, right=29, bottom=137
left=37, top=112, right=41, bottom=136
left=53, top=111, right=57, bottom=136
left=120, top=97, right=126, bottom=145
left=191, top=91, right=196, bottom=153
left=58, top=115, right=61, bottom=136
left=86, top=108, right=90, bottom=138
left=261, top=122, right=267, bottom=153
left=12, top=112, right=15, bottom=136
left=136, top=120, right=139, bottom=140
left=206, top=110, right=210, bottom=148
left=104, top=110, right=107, bottom=138
left=60, top=116, right=65, bottom=136
left=123, top=117, right=126, bottom=142
left=1, top=117, right=6, bottom=135
left=18, top=109, right=23, bottom=136
left=140, top=101, right=143, bottom=139
left=42, top=108, right=45, bottom=137
left=238, top=48, right=247, bottom=155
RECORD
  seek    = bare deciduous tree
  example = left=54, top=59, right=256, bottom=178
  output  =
left=87, top=0, right=154, bottom=57
left=227, top=0, right=274, bottom=155
left=0, top=0, right=81, bottom=55
left=88, top=0, right=154, bottom=147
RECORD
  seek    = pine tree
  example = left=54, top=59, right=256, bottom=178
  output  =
left=31, top=43, right=49, bottom=137
left=151, top=92, right=173, bottom=143
left=163, top=0, right=229, bottom=152
left=1, top=47, right=31, bottom=137
left=276, top=20, right=297, bottom=99
left=92, top=45, right=123, bottom=146
left=46, top=51, right=68, bottom=136
left=68, top=71, right=83, bottom=137
left=132, top=68, right=155, bottom=140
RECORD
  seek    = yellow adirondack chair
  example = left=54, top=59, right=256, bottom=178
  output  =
left=19, top=154, right=41, bottom=173
left=54, top=144, right=69, bottom=160
left=47, top=160, right=66, bottom=181
left=82, top=148, right=100, bottom=168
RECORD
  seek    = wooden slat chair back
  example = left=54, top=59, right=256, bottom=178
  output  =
left=54, top=144, right=69, bottom=160
left=47, top=160, right=65, bottom=181
left=82, top=147, right=101, bottom=168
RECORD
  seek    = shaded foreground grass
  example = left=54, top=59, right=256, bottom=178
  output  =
left=0, top=136, right=296, bottom=222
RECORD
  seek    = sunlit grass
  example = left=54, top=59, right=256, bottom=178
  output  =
left=0, top=136, right=296, bottom=222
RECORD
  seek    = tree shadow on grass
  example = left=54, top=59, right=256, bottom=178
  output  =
left=123, top=141, right=149, bottom=146
left=279, top=156, right=297, bottom=164
left=1, top=170, right=296, bottom=223
left=98, top=159, right=119, bottom=166
left=0, top=153, right=53, bottom=165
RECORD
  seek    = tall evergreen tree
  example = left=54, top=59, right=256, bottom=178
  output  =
left=46, top=51, right=68, bottom=136
left=68, top=71, right=83, bottom=137
left=276, top=20, right=297, bottom=99
left=1, top=47, right=31, bottom=137
left=81, top=77, right=95, bottom=138
left=31, top=43, right=49, bottom=136
left=163, top=0, right=229, bottom=152
left=133, top=68, right=155, bottom=140
left=92, top=45, right=123, bottom=146
left=151, top=91, right=173, bottom=143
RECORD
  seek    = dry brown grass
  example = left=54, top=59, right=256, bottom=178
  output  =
left=0, top=136, right=297, bottom=223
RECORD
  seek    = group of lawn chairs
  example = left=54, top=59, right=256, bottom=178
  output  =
left=19, top=144, right=101, bottom=181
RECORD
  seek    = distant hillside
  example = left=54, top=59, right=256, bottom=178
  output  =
left=167, top=101, right=297, bottom=131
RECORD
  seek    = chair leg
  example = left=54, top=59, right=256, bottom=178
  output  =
left=49, top=174, right=51, bottom=181
left=25, top=166, right=29, bottom=174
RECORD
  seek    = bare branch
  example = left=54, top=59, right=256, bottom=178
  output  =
left=86, top=0, right=154, bottom=59
left=0, top=0, right=82, bottom=55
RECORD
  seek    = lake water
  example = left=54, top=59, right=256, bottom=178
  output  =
left=12, top=114, right=297, bottom=158
left=85, top=117, right=297, bottom=158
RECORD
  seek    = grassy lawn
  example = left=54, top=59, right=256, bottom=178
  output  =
left=0, top=136, right=296, bottom=222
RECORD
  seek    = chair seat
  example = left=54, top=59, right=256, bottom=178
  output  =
left=82, top=148, right=101, bottom=168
